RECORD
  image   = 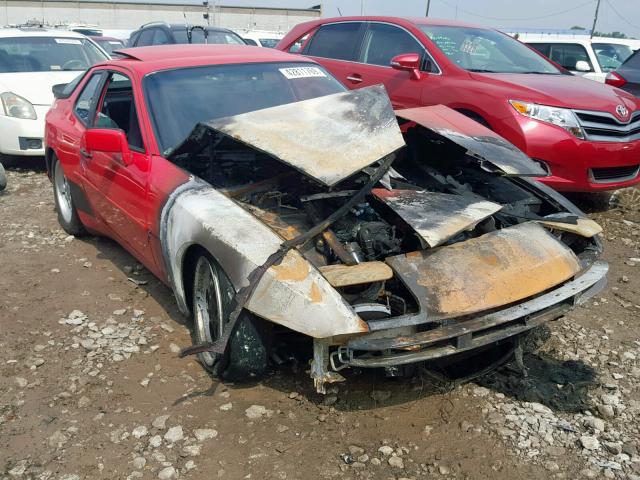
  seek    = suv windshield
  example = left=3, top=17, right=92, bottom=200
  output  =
left=419, top=25, right=561, bottom=74
left=0, top=36, right=107, bottom=72
left=172, top=27, right=245, bottom=45
left=592, top=43, right=633, bottom=72
left=145, top=62, right=346, bottom=154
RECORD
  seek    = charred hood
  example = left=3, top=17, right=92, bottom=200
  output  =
left=168, top=85, right=406, bottom=187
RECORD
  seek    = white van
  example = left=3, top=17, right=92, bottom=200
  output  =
left=517, top=35, right=634, bottom=83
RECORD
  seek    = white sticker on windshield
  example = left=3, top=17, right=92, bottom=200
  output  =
left=109, top=41, right=121, bottom=45
left=279, top=66, right=326, bottom=79
left=55, top=38, right=83, bottom=45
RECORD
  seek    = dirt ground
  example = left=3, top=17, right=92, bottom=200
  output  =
left=1, top=164, right=639, bottom=480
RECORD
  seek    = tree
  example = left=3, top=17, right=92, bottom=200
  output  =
left=570, top=25, right=587, bottom=30
left=593, top=31, right=628, bottom=38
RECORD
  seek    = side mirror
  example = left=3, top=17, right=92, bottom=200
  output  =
left=84, top=129, right=133, bottom=166
left=575, top=60, right=591, bottom=72
left=390, top=53, right=422, bottom=80
left=52, top=83, right=68, bottom=99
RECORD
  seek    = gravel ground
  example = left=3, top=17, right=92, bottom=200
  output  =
left=1, top=166, right=639, bottom=480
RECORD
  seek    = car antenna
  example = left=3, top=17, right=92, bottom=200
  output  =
left=337, top=7, right=343, bottom=16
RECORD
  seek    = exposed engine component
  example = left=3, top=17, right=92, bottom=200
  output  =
left=355, top=221, right=402, bottom=260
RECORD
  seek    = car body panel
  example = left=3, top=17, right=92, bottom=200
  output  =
left=386, top=222, right=581, bottom=321
left=371, top=188, right=502, bottom=248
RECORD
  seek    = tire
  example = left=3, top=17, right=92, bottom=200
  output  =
left=52, top=156, right=85, bottom=236
left=0, top=162, right=6, bottom=191
left=191, top=252, right=270, bottom=380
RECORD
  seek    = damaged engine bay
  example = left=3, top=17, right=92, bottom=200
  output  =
left=166, top=87, right=607, bottom=392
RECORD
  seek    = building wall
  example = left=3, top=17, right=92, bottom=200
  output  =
left=0, top=1, right=319, bottom=33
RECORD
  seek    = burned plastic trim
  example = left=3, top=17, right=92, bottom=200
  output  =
left=331, top=261, right=608, bottom=369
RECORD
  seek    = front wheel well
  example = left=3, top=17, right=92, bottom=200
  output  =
left=454, top=108, right=492, bottom=130
left=45, top=148, right=56, bottom=178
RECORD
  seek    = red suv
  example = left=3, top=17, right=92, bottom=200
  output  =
left=278, top=17, right=640, bottom=192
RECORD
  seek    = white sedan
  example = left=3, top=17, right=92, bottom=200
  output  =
left=0, top=28, right=108, bottom=162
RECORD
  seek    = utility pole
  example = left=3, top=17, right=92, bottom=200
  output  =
left=425, top=0, right=431, bottom=16
left=590, top=0, right=601, bottom=39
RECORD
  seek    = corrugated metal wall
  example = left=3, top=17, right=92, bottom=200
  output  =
left=0, top=1, right=318, bottom=33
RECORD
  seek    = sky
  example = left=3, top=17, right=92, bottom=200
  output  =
left=90, top=0, right=640, bottom=37
left=194, top=0, right=640, bottom=37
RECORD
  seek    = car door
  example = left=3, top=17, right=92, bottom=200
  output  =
left=354, top=22, right=435, bottom=109
left=302, top=21, right=366, bottom=87
left=80, top=69, right=153, bottom=265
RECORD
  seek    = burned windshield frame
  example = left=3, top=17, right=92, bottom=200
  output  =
left=419, top=25, right=562, bottom=74
left=143, top=61, right=347, bottom=155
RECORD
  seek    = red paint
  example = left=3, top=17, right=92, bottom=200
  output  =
left=278, top=16, right=640, bottom=192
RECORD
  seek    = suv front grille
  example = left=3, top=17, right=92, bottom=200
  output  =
left=574, top=109, right=640, bottom=142
left=589, top=165, right=640, bottom=183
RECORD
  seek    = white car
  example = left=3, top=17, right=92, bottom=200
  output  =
left=0, top=27, right=108, bottom=162
left=518, top=35, right=634, bottom=83
left=240, top=30, right=284, bottom=48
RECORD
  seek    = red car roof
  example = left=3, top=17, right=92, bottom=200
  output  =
left=102, top=44, right=317, bottom=75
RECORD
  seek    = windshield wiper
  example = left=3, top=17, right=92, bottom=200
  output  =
left=518, top=71, right=560, bottom=75
left=467, top=68, right=499, bottom=73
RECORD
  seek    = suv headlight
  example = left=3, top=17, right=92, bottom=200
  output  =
left=1, top=92, right=37, bottom=120
left=509, top=100, right=584, bottom=139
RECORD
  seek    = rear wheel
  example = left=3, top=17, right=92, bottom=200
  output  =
left=191, top=253, right=271, bottom=380
left=52, top=157, right=85, bottom=236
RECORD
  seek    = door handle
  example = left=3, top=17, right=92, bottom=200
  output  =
left=346, top=74, right=363, bottom=84
left=79, top=147, right=92, bottom=159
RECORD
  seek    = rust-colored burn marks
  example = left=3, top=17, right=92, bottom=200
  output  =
left=271, top=251, right=310, bottom=282
left=387, top=222, right=581, bottom=320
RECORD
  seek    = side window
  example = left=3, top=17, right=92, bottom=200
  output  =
left=74, top=72, right=104, bottom=125
left=304, top=23, right=363, bottom=61
left=95, top=72, right=145, bottom=152
left=152, top=28, right=171, bottom=46
left=548, top=44, right=592, bottom=71
left=127, top=32, right=139, bottom=47
left=361, top=23, right=423, bottom=67
left=244, top=38, right=258, bottom=46
left=289, top=33, right=309, bottom=53
left=528, top=43, right=551, bottom=58
left=136, top=29, right=155, bottom=47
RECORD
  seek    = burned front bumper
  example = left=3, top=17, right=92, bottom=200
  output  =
left=330, top=261, right=607, bottom=370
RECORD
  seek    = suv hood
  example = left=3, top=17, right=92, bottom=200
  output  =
left=0, top=71, right=82, bottom=106
left=472, top=72, right=638, bottom=116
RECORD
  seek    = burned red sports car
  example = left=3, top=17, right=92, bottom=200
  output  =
left=45, top=45, right=607, bottom=393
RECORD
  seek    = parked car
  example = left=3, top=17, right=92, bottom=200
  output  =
left=277, top=17, right=640, bottom=192
left=241, top=30, right=284, bottom=48
left=45, top=44, right=607, bottom=392
left=606, top=49, right=640, bottom=97
left=128, top=22, right=245, bottom=47
left=89, top=36, right=125, bottom=56
left=0, top=27, right=108, bottom=164
left=520, top=35, right=634, bottom=82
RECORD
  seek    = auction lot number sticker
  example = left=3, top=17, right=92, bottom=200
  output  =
left=279, top=66, right=326, bottom=79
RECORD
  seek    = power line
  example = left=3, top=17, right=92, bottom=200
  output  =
left=434, top=0, right=597, bottom=22
left=604, top=0, right=640, bottom=32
